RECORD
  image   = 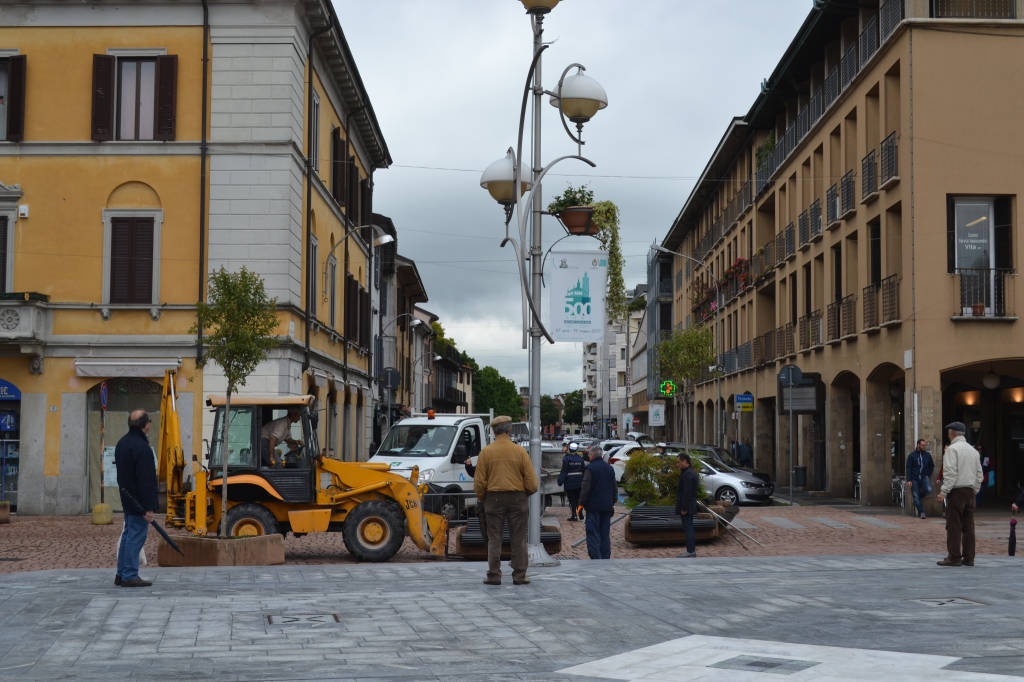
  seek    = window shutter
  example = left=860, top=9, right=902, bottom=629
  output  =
left=133, top=220, right=154, bottom=302
left=91, top=54, right=115, bottom=142
left=0, top=217, right=8, bottom=294
left=347, top=156, right=358, bottom=215
left=110, top=219, right=133, bottom=302
left=154, top=54, right=178, bottom=141
left=336, top=139, right=348, bottom=208
left=110, top=217, right=153, bottom=303
left=5, top=55, right=26, bottom=142
left=330, top=128, right=342, bottom=203
left=359, top=179, right=368, bottom=227
left=995, top=197, right=1012, bottom=270
left=359, top=287, right=370, bottom=348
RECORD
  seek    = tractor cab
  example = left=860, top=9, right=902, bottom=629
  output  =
left=206, top=395, right=320, bottom=504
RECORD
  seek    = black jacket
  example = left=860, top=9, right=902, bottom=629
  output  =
left=115, top=428, right=158, bottom=515
left=676, top=466, right=699, bottom=515
left=579, top=458, right=617, bottom=512
left=1015, top=487, right=1024, bottom=508
left=557, top=453, right=586, bottom=490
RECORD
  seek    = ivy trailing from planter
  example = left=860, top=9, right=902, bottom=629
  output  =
left=547, top=184, right=627, bottom=324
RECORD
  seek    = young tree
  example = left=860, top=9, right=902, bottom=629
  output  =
left=655, top=325, right=715, bottom=446
left=539, top=394, right=559, bottom=427
left=193, top=267, right=279, bottom=537
left=473, top=366, right=523, bottom=420
left=562, top=389, right=583, bottom=426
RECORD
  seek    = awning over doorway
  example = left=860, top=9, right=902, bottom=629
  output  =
left=74, top=357, right=181, bottom=378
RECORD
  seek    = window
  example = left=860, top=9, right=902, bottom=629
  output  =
left=947, top=196, right=1013, bottom=272
left=620, top=348, right=626, bottom=361
left=109, top=217, right=153, bottom=304
left=328, top=255, right=337, bottom=328
left=0, top=216, right=7, bottom=294
left=92, top=53, right=177, bottom=142
left=618, top=372, right=626, bottom=387
left=0, top=55, right=26, bottom=142
left=311, top=91, right=320, bottom=171
left=209, top=407, right=255, bottom=469
left=309, top=235, right=318, bottom=318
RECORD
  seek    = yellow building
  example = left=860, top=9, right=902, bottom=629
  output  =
left=658, top=0, right=1024, bottom=507
left=0, top=0, right=389, bottom=513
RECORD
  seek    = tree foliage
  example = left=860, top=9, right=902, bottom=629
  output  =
left=562, top=389, right=583, bottom=425
left=623, top=451, right=706, bottom=507
left=540, top=394, right=559, bottom=426
left=656, top=325, right=715, bottom=391
left=472, top=366, right=522, bottom=419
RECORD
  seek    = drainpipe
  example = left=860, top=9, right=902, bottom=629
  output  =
left=304, top=22, right=333, bottom=374
left=197, top=0, right=209, bottom=365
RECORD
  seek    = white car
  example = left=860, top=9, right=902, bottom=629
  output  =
left=609, top=442, right=646, bottom=483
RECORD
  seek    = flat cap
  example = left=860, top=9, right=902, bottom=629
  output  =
left=491, top=415, right=511, bottom=427
left=945, top=421, right=967, bottom=433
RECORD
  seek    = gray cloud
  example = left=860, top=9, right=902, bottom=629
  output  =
left=334, top=0, right=809, bottom=394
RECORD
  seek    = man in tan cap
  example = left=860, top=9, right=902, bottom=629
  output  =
left=473, top=415, right=538, bottom=585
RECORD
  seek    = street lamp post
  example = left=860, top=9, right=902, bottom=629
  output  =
left=480, top=0, right=607, bottom=567
left=651, top=245, right=722, bottom=448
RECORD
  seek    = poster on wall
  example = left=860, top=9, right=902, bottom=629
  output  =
left=547, top=250, right=607, bottom=342
left=102, top=446, right=118, bottom=487
left=649, top=401, right=666, bottom=427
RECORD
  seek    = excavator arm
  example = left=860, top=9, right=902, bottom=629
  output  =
left=156, top=369, right=189, bottom=528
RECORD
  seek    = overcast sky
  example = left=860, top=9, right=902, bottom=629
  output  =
left=333, top=0, right=810, bottom=395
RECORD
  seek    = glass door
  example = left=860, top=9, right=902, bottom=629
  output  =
left=954, top=198, right=995, bottom=315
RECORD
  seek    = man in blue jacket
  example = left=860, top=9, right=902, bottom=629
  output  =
left=115, top=409, right=158, bottom=587
left=557, top=442, right=587, bottom=521
left=905, top=438, right=935, bottom=519
left=579, top=445, right=617, bottom=559
left=675, top=453, right=699, bottom=558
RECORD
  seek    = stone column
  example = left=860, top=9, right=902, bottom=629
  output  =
left=863, top=380, right=892, bottom=506
left=827, top=384, right=854, bottom=498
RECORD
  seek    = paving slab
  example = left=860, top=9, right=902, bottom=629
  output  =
left=2, top=554, right=1023, bottom=681
left=760, top=516, right=806, bottom=529
left=808, top=517, right=855, bottom=529
left=853, top=516, right=903, bottom=529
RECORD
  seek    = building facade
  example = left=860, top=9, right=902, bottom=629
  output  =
left=0, top=0, right=389, bottom=513
left=660, top=0, right=1024, bottom=506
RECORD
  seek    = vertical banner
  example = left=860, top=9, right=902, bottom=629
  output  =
left=548, top=250, right=607, bottom=342
left=649, top=401, right=665, bottom=427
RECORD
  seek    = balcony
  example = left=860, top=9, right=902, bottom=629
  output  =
left=881, top=273, right=901, bottom=325
left=859, top=14, right=880, bottom=66
left=840, top=170, right=857, bottom=218
left=863, top=283, right=880, bottom=331
left=798, top=209, right=810, bottom=248
left=826, top=300, right=841, bottom=344
left=881, top=0, right=905, bottom=39
left=840, top=293, right=858, bottom=339
left=826, top=184, right=840, bottom=228
left=861, top=149, right=878, bottom=202
left=784, top=222, right=796, bottom=260
left=752, top=239, right=775, bottom=283
left=753, top=330, right=775, bottom=367
left=880, top=132, right=899, bottom=188
left=809, top=198, right=823, bottom=242
left=775, top=232, right=786, bottom=268
left=953, top=268, right=1016, bottom=320
left=774, top=323, right=795, bottom=359
left=840, top=42, right=858, bottom=90
left=798, top=310, right=824, bottom=351
left=932, top=0, right=1015, bottom=18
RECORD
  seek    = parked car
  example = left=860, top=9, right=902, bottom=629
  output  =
left=667, top=443, right=773, bottom=486
left=697, top=456, right=773, bottom=505
left=609, top=442, right=647, bottom=483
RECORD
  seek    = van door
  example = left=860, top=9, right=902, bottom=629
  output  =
left=452, top=424, right=482, bottom=489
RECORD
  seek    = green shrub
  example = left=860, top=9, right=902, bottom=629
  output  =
left=623, top=450, right=707, bottom=507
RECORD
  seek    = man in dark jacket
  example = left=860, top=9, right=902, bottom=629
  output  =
left=905, top=439, right=935, bottom=519
left=115, top=409, right=158, bottom=587
left=675, top=453, right=699, bottom=558
left=558, top=442, right=587, bottom=521
left=579, top=445, right=616, bottom=559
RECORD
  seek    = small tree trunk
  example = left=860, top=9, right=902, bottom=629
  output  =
left=220, top=388, right=231, bottom=537
left=679, top=389, right=688, bottom=448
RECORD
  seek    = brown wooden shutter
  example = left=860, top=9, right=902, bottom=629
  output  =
left=0, top=217, right=7, bottom=294
left=91, top=54, right=115, bottom=141
left=359, top=287, right=370, bottom=348
left=358, top=179, right=368, bottom=227
left=110, top=217, right=153, bottom=303
left=154, top=54, right=178, bottom=141
left=5, top=55, right=26, bottom=142
left=347, top=156, right=358, bottom=215
left=330, top=128, right=341, bottom=202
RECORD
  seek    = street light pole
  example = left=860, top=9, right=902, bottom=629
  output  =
left=651, top=245, right=722, bottom=448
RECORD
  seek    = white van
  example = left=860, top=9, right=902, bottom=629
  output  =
left=368, top=412, right=493, bottom=494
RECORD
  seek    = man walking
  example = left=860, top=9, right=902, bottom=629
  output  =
left=558, top=442, right=587, bottom=521
left=737, top=439, right=753, bottom=467
left=473, top=415, right=538, bottom=585
left=115, top=409, right=158, bottom=587
left=936, top=421, right=984, bottom=566
left=579, top=445, right=617, bottom=559
left=905, top=439, right=935, bottom=519
left=675, top=453, right=699, bottom=558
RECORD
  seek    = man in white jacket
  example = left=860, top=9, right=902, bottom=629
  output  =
left=935, top=421, right=984, bottom=566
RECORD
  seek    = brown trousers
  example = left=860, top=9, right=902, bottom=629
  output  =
left=945, top=486, right=976, bottom=562
left=484, top=491, right=529, bottom=580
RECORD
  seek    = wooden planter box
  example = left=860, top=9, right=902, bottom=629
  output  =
left=454, top=515, right=561, bottom=559
left=624, top=504, right=737, bottom=546
left=157, top=533, right=285, bottom=567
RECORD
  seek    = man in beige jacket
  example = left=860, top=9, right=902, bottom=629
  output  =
left=473, top=415, right=538, bottom=585
left=936, top=421, right=984, bottom=566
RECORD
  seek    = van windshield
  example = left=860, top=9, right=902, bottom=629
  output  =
left=379, top=425, right=455, bottom=457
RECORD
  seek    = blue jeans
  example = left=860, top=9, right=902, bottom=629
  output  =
left=584, top=510, right=612, bottom=559
left=680, top=512, right=695, bottom=554
left=117, top=513, right=150, bottom=581
left=910, top=479, right=925, bottom=515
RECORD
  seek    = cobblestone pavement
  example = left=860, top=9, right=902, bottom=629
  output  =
left=1, top=553, right=1022, bottom=681
left=0, top=504, right=1014, bottom=573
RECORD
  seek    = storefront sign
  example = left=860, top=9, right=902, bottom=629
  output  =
left=548, top=250, right=607, bottom=342
left=736, top=393, right=753, bottom=412
left=0, top=379, right=21, bottom=401
left=649, top=401, right=666, bottom=427
left=102, top=446, right=118, bottom=487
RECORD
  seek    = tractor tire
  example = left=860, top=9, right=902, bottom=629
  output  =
left=342, top=500, right=405, bottom=562
left=225, top=503, right=279, bottom=537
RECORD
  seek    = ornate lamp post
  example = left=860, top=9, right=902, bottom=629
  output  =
left=479, top=0, right=607, bottom=566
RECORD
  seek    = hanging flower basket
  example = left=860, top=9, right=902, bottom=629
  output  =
left=556, top=206, right=597, bottom=236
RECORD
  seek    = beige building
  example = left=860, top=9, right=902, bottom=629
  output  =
left=660, top=0, right=1024, bottom=507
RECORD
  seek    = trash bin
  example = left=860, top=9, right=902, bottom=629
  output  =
left=793, top=465, right=807, bottom=489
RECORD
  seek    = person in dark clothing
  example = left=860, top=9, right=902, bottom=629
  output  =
left=558, top=442, right=587, bottom=521
left=737, top=439, right=753, bottom=467
left=675, top=452, right=699, bottom=558
left=579, top=445, right=617, bottom=559
left=905, top=439, right=935, bottom=519
left=114, top=409, right=158, bottom=587
left=1011, top=487, right=1024, bottom=514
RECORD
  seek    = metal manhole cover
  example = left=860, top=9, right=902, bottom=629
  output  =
left=912, top=597, right=987, bottom=607
left=265, top=614, right=340, bottom=625
left=710, top=655, right=820, bottom=675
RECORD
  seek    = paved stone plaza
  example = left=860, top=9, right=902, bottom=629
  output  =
left=1, top=554, right=1022, bottom=681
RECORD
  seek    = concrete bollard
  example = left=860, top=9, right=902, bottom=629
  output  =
left=0, top=500, right=10, bottom=524
left=91, top=503, right=113, bottom=525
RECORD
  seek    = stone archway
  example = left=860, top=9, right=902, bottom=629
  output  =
left=694, top=401, right=705, bottom=444
left=828, top=371, right=860, bottom=499
left=865, top=363, right=905, bottom=506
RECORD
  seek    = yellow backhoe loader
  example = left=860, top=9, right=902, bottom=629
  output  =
left=156, top=370, right=448, bottom=561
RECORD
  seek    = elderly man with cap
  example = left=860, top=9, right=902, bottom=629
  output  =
left=936, top=421, right=984, bottom=566
left=473, top=415, right=539, bottom=585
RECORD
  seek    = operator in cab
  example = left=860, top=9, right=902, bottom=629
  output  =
left=261, top=407, right=302, bottom=467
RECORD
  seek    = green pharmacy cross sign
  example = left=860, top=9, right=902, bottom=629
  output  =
left=659, top=380, right=678, bottom=396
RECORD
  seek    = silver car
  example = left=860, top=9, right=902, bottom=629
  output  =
left=699, top=457, right=774, bottom=505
